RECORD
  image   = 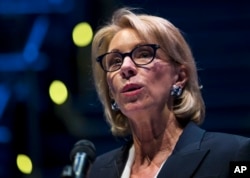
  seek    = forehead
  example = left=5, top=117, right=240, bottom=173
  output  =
left=108, top=28, right=144, bottom=52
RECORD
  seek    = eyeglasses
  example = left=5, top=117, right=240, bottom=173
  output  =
left=96, top=44, right=160, bottom=72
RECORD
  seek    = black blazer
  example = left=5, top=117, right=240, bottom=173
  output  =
left=88, top=122, right=250, bottom=178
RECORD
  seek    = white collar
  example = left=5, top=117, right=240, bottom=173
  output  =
left=121, top=145, right=167, bottom=178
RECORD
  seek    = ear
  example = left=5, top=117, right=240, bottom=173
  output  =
left=175, top=65, right=188, bottom=88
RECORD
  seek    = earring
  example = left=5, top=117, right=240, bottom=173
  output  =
left=170, top=85, right=182, bottom=97
left=111, top=101, right=119, bottom=111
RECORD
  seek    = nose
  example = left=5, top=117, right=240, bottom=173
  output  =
left=119, top=56, right=137, bottom=79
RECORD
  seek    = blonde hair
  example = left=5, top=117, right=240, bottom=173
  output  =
left=91, top=8, right=205, bottom=136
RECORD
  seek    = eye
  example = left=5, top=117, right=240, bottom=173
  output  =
left=139, top=50, right=152, bottom=58
left=134, top=46, right=154, bottom=59
left=105, top=53, right=122, bottom=69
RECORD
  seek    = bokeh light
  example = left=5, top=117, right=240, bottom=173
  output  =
left=72, top=22, right=93, bottom=47
left=49, top=80, right=68, bottom=105
left=0, top=126, right=11, bottom=143
left=16, top=154, right=33, bottom=174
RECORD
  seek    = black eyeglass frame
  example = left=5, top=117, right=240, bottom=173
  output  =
left=96, top=44, right=160, bottom=72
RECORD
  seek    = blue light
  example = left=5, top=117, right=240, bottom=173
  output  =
left=0, top=52, right=48, bottom=71
left=0, top=126, right=11, bottom=143
left=23, top=43, right=39, bottom=63
left=23, top=16, right=49, bottom=63
left=0, top=85, right=10, bottom=119
left=0, top=0, right=74, bottom=14
left=48, top=0, right=64, bottom=5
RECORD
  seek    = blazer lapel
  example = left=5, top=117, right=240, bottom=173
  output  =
left=96, top=122, right=208, bottom=178
left=157, top=122, right=209, bottom=178
left=98, top=140, right=132, bottom=178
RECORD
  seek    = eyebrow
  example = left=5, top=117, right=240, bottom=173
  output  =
left=109, top=49, right=120, bottom=53
left=108, top=42, right=148, bottom=53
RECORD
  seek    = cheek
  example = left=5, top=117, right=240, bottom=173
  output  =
left=151, top=62, right=173, bottom=80
left=106, top=73, right=118, bottom=94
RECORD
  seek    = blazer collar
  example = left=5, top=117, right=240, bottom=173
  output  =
left=174, top=121, right=206, bottom=153
left=112, top=122, right=209, bottom=178
left=157, top=122, right=209, bottom=178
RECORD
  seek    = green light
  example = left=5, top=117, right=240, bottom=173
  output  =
left=49, top=80, right=68, bottom=105
left=72, top=22, right=93, bottom=47
left=16, top=154, right=33, bottom=174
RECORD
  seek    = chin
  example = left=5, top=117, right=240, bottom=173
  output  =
left=121, top=103, right=149, bottom=114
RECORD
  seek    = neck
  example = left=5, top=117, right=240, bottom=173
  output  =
left=130, top=110, right=183, bottom=165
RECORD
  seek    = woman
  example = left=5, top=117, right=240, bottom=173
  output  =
left=88, top=8, right=250, bottom=178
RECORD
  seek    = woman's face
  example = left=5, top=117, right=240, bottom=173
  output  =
left=107, top=28, right=179, bottom=117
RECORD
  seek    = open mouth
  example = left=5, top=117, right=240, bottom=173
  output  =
left=122, top=84, right=142, bottom=93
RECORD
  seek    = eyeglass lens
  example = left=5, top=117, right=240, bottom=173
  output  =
left=102, top=45, right=157, bottom=72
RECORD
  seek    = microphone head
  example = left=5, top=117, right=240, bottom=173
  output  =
left=70, top=139, right=96, bottom=162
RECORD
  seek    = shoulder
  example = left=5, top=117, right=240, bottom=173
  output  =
left=88, top=140, right=132, bottom=178
left=87, top=146, right=124, bottom=178
left=93, top=146, right=123, bottom=166
left=94, top=139, right=132, bottom=164
left=203, top=131, right=250, bottom=146
left=202, top=131, right=250, bottom=160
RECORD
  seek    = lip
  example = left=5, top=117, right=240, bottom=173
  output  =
left=121, top=83, right=143, bottom=93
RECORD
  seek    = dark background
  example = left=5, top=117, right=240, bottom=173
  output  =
left=0, top=0, right=249, bottom=178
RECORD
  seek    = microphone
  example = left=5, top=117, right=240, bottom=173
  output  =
left=70, top=139, right=96, bottom=178
left=61, top=165, right=73, bottom=178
